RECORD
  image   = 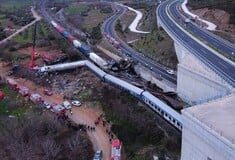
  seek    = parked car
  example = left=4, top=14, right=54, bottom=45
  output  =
left=63, top=101, right=71, bottom=109
left=50, top=104, right=65, bottom=113
left=43, top=89, right=53, bottom=96
left=93, top=150, right=102, bottom=160
left=71, top=100, right=81, bottom=107
left=43, top=101, right=51, bottom=109
left=30, top=93, right=42, bottom=104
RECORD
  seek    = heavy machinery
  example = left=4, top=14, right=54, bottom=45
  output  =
left=29, top=22, right=37, bottom=68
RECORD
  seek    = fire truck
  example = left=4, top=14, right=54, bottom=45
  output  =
left=111, top=139, right=122, bottom=160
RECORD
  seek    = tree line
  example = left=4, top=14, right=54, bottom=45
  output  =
left=0, top=112, right=94, bottom=160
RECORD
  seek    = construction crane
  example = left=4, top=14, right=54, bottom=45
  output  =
left=29, top=22, right=37, bottom=68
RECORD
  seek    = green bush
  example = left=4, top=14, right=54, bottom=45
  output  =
left=91, top=24, right=102, bottom=40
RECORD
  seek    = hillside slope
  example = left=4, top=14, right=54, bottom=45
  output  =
left=188, top=0, right=235, bottom=24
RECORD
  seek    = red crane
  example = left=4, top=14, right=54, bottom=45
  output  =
left=29, top=22, right=37, bottom=68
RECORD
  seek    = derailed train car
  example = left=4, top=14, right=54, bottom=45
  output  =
left=48, top=20, right=183, bottom=131
left=103, top=74, right=182, bottom=130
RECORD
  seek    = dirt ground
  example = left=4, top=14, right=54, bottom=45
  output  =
left=191, top=8, right=235, bottom=43
left=0, top=3, right=182, bottom=159
left=17, top=46, right=64, bottom=66
left=191, top=8, right=235, bottom=33
left=118, top=9, right=140, bottom=43
left=69, top=107, right=112, bottom=160
left=0, top=45, right=113, bottom=160
left=0, top=5, right=115, bottom=157
left=0, top=7, right=41, bottom=44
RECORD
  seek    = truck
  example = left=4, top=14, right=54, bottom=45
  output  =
left=111, top=139, right=122, bottom=160
left=8, top=64, right=20, bottom=76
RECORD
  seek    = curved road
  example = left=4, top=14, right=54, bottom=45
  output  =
left=169, top=0, right=235, bottom=59
left=158, top=0, right=235, bottom=87
left=103, top=3, right=177, bottom=84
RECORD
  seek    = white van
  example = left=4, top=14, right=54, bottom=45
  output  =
left=63, top=101, right=71, bottom=109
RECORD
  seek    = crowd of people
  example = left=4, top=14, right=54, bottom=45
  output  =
left=55, top=110, right=115, bottom=144
left=94, top=114, right=115, bottom=143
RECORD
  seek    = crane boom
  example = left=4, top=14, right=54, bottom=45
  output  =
left=29, top=22, right=37, bottom=68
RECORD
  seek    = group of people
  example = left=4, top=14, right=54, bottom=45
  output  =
left=106, top=128, right=114, bottom=143
left=55, top=109, right=99, bottom=133
left=95, top=114, right=107, bottom=127
left=86, top=125, right=95, bottom=131
left=94, top=114, right=115, bottom=143
left=56, top=110, right=115, bottom=144
left=55, top=112, right=87, bottom=131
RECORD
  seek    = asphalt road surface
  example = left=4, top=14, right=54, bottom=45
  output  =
left=157, top=0, right=235, bottom=87
left=103, top=3, right=177, bottom=84
left=169, top=0, right=235, bottom=59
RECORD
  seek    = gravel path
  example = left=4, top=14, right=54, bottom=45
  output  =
left=0, top=7, right=41, bottom=44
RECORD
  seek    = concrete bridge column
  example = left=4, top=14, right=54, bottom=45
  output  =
left=174, top=41, right=189, bottom=63
left=157, top=14, right=233, bottom=104
left=176, top=55, right=231, bottom=104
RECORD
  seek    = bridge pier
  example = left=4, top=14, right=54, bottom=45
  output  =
left=174, top=42, right=189, bottom=63
left=156, top=13, right=233, bottom=104
left=174, top=44, right=231, bottom=104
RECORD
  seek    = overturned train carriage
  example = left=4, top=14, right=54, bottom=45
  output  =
left=48, top=20, right=183, bottom=131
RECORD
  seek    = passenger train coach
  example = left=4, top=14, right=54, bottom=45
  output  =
left=48, top=20, right=183, bottom=131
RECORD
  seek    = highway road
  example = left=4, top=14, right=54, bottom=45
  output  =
left=157, top=0, right=235, bottom=87
left=39, top=0, right=177, bottom=84
left=169, top=0, right=235, bottom=59
left=103, top=3, right=177, bottom=84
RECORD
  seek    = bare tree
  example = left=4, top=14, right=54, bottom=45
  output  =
left=41, top=138, right=61, bottom=160
left=67, top=134, right=82, bottom=151
left=0, top=113, right=94, bottom=160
